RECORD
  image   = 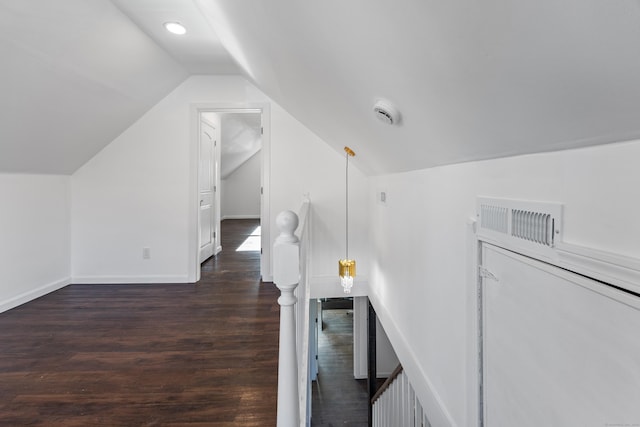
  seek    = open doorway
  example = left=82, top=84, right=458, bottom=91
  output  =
left=189, top=104, right=271, bottom=283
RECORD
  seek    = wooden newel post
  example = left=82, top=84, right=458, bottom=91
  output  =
left=274, top=210, right=300, bottom=427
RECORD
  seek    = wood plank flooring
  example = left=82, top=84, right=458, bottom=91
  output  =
left=0, top=219, right=279, bottom=426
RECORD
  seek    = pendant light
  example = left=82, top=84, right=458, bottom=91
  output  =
left=339, top=146, right=356, bottom=293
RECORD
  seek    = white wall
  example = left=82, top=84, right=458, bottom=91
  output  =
left=376, top=317, right=399, bottom=377
left=368, top=139, right=640, bottom=427
left=353, top=297, right=400, bottom=379
left=0, top=173, right=71, bottom=312
left=71, top=75, right=369, bottom=283
left=221, top=151, right=261, bottom=219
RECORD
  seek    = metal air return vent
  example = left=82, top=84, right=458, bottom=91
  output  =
left=480, top=204, right=509, bottom=234
left=512, top=209, right=554, bottom=246
left=477, top=197, right=563, bottom=260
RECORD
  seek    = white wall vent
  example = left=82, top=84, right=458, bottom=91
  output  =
left=477, top=197, right=563, bottom=260
left=511, top=209, right=554, bottom=246
left=480, top=205, right=509, bottom=234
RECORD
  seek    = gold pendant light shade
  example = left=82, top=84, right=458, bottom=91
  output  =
left=338, top=259, right=356, bottom=278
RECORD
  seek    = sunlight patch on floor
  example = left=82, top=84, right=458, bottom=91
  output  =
left=236, top=226, right=261, bottom=252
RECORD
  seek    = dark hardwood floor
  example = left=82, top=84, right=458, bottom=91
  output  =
left=311, top=308, right=369, bottom=426
left=0, top=219, right=279, bottom=426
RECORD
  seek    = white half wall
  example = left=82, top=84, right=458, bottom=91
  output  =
left=368, top=139, right=640, bottom=427
left=221, top=150, right=261, bottom=219
left=0, top=173, right=71, bottom=312
left=71, top=75, right=369, bottom=284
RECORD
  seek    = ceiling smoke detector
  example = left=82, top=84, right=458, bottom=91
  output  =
left=373, top=99, right=400, bottom=125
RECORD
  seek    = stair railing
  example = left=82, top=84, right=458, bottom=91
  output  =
left=273, top=199, right=311, bottom=427
left=372, top=364, right=432, bottom=427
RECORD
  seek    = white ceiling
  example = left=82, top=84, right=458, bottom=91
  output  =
left=196, top=0, right=640, bottom=175
left=3, top=0, right=640, bottom=175
left=219, top=113, right=261, bottom=179
left=202, top=112, right=262, bottom=179
left=0, top=0, right=189, bottom=173
left=110, top=0, right=239, bottom=75
left=0, top=0, right=237, bottom=174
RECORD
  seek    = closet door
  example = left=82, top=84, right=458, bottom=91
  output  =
left=482, top=243, right=640, bottom=427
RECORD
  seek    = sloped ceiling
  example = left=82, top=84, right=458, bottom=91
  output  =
left=110, top=0, right=239, bottom=75
left=218, top=113, right=262, bottom=179
left=197, top=0, right=640, bottom=175
left=4, top=1, right=640, bottom=175
left=201, top=112, right=262, bottom=179
left=0, top=0, right=190, bottom=174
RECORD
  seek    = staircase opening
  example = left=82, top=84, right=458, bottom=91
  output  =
left=311, top=297, right=370, bottom=426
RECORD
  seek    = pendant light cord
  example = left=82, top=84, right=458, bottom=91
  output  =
left=345, top=150, right=349, bottom=260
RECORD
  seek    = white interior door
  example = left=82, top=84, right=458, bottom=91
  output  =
left=481, top=243, right=640, bottom=426
left=199, top=119, right=220, bottom=263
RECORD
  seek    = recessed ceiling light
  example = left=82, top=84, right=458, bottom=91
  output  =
left=164, top=22, right=186, bottom=35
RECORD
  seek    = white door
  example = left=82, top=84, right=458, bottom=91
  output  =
left=199, top=119, right=219, bottom=263
left=481, top=243, right=640, bottom=426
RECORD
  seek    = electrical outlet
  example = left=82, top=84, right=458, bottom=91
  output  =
left=379, top=191, right=387, bottom=205
left=143, top=247, right=151, bottom=260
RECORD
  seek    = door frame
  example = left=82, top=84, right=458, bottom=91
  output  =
left=466, top=218, right=482, bottom=427
left=189, top=103, right=271, bottom=283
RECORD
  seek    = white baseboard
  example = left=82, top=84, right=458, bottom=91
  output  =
left=72, top=275, right=191, bottom=284
left=368, top=290, right=457, bottom=427
left=221, top=215, right=260, bottom=220
left=0, top=277, right=70, bottom=314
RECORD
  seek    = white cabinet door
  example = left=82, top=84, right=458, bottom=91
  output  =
left=482, top=243, right=640, bottom=427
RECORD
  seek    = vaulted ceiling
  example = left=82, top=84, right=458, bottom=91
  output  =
left=199, top=0, right=640, bottom=174
left=3, top=0, right=640, bottom=175
left=0, top=0, right=187, bottom=173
